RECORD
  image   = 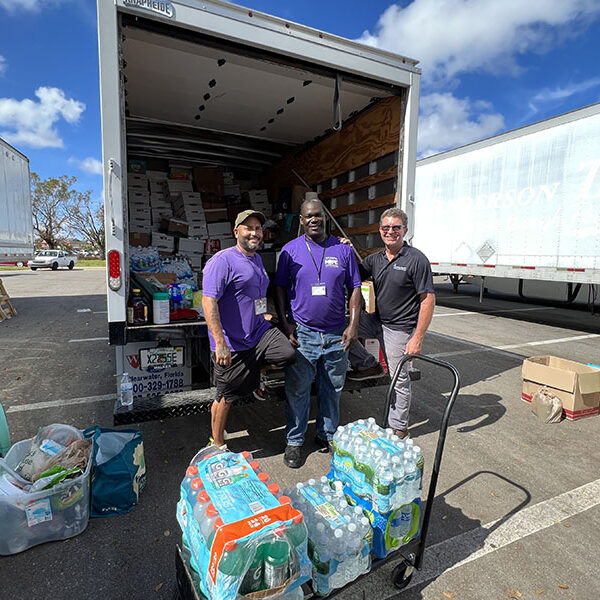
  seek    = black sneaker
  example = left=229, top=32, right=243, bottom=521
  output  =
left=252, top=386, right=271, bottom=402
left=314, top=435, right=333, bottom=454
left=283, top=445, right=302, bottom=468
left=346, top=364, right=386, bottom=381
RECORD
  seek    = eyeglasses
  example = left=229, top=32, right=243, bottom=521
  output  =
left=380, top=225, right=405, bottom=233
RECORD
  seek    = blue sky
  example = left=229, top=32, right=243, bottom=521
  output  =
left=1, top=0, right=600, bottom=205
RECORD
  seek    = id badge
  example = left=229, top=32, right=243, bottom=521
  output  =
left=311, top=284, right=327, bottom=297
left=254, top=297, right=267, bottom=315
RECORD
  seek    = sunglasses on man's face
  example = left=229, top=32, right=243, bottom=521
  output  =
left=380, top=225, right=405, bottom=233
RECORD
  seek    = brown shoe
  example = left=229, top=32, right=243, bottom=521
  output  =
left=393, top=428, right=410, bottom=440
left=346, top=364, right=386, bottom=381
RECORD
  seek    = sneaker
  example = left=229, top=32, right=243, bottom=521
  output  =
left=346, top=364, right=386, bottom=381
left=252, top=385, right=272, bottom=402
left=392, top=429, right=410, bottom=440
left=283, top=445, right=302, bottom=469
left=314, top=435, right=333, bottom=454
left=208, top=437, right=228, bottom=451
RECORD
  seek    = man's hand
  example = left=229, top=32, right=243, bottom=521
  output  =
left=215, top=341, right=232, bottom=366
left=338, top=237, right=353, bottom=246
left=281, top=321, right=300, bottom=347
left=405, top=336, right=423, bottom=356
left=341, top=325, right=358, bottom=351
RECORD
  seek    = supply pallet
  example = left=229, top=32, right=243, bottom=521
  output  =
left=174, top=354, right=460, bottom=599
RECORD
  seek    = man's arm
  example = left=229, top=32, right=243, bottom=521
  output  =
left=275, top=285, right=299, bottom=347
left=405, top=292, right=435, bottom=355
left=202, top=295, right=231, bottom=366
left=341, top=286, right=361, bottom=351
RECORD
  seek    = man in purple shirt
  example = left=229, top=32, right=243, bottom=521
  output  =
left=275, top=199, right=362, bottom=468
left=202, top=210, right=296, bottom=449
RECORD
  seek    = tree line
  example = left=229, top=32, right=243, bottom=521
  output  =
left=31, top=173, right=105, bottom=254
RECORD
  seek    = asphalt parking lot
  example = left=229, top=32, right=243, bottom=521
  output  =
left=1, top=269, right=599, bottom=600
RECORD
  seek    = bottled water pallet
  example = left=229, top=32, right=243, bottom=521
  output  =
left=173, top=354, right=460, bottom=598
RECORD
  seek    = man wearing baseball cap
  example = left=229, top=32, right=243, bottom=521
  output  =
left=202, top=209, right=296, bottom=449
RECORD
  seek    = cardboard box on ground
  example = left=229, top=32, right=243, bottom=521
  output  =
left=522, top=356, right=600, bottom=420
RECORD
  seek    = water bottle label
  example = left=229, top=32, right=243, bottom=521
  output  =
left=39, top=438, right=66, bottom=456
left=332, top=454, right=367, bottom=495
left=25, top=498, right=52, bottom=526
left=349, top=423, right=378, bottom=441
left=372, top=437, right=402, bottom=456
left=299, top=486, right=347, bottom=528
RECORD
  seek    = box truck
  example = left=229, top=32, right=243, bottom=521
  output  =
left=413, top=103, right=600, bottom=304
left=0, top=138, right=34, bottom=266
left=97, top=0, right=420, bottom=420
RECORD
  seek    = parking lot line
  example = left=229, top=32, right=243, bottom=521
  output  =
left=434, top=306, right=556, bottom=318
left=6, top=393, right=116, bottom=413
left=68, top=337, right=109, bottom=343
left=428, top=332, right=600, bottom=359
left=405, top=477, right=600, bottom=590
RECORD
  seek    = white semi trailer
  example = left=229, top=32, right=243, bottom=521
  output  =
left=413, top=103, right=600, bottom=304
left=0, top=138, right=34, bottom=266
left=97, top=0, right=420, bottom=418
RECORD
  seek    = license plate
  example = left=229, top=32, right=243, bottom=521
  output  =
left=140, top=346, right=184, bottom=370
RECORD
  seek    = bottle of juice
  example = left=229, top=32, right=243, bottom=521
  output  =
left=127, top=288, right=148, bottom=325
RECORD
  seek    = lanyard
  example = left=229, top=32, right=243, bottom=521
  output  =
left=304, top=236, right=327, bottom=283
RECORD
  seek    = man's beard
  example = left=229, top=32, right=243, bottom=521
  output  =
left=238, top=236, right=263, bottom=252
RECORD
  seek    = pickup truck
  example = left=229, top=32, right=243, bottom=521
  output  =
left=28, top=250, right=77, bottom=271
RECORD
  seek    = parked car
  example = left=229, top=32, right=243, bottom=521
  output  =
left=28, top=250, right=78, bottom=271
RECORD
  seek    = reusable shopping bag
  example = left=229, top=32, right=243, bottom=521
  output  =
left=84, top=427, right=146, bottom=517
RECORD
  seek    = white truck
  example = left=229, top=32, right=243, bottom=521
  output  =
left=0, top=137, right=34, bottom=267
left=413, top=103, right=600, bottom=304
left=97, top=0, right=420, bottom=417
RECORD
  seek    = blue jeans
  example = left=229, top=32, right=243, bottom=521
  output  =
left=285, top=324, right=348, bottom=446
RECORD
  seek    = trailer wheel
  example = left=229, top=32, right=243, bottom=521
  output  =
left=51, top=262, right=58, bottom=270
left=68, top=261, right=75, bottom=270
left=16, top=262, right=24, bottom=267
left=30, top=267, right=37, bottom=271
left=391, top=556, right=415, bottom=590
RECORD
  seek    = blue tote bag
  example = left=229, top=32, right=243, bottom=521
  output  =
left=84, top=427, right=146, bottom=517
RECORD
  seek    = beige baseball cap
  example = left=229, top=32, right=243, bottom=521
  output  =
left=234, top=209, right=266, bottom=228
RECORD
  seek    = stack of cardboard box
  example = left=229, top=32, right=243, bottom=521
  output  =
left=128, top=174, right=151, bottom=235
left=248, top=189, right=271, bottom=218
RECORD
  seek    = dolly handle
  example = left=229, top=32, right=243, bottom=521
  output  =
left=383, top=353, right=460, bottom=570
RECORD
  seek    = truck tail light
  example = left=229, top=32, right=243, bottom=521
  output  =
left=108, top=250, right=122, bottom=291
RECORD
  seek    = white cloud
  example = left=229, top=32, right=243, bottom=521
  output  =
left=527, top=77, right=600, bottom=115
left=418, top=93, right=505, bottom=157
left=69, top=156, right=103, bottom=175
left=0, top=86, right=85, bottom=149
left=359, top=0, right=600, bottom=86
left=0, top=55, right=6, bottom=75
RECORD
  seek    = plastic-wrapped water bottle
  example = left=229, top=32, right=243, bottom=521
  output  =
left=389, top=504, right=414, bottom=543
left=120, top=373, right=134, bottom=408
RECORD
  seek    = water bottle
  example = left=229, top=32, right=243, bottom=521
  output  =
left=120, top=373, right=134, bottom=408
left=192, top=491, right=210, bottom=527
left=198, top=504, right=219, bottom=542
left=240, top=543, right=263, bottom=593
left=389, top=504, right=413, bottom=544
left=268, top=483, right=281, bottom=498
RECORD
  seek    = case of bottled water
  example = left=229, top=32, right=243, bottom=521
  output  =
left=329, top=418, right=424, bottom=558
left=176, top=446, right=310, bottom=600
left=284, top=477, right=372, bottom=596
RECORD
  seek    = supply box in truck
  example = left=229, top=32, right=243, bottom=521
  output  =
left=0, top=137, right=34, bottom=266
left=97, top=0, right=420, bottom=418
left=413, top=102, right=600, bottom=302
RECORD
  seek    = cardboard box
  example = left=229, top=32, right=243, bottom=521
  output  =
left=193, top=167, right=224, bottom=197
left=129, top=206, right=151, bottom=220
left=178, top=238, right=205, bottom=254
left=205, top=208, right=229, bottom=223
left=129, top=189, right=150, bottom=201
left=127, top=173, right=149, bottom=189
left=138, top=272, right=177, bottom=286
left=165, top=179, right=194, bottom=193
left=177, top=207, right=205, bottom=222
left=151, top=232, right=175, bottom=251
left=129, top=233, right=151, bottom=247
left=207, top=222, right=233, bottom=237
left=522, top=356, right=600, bottom=420
left=220, top=237, right=236, bottom=249
left=160, top=218, right=189, bottom=237
left=361, top=281, right=376, bottom=313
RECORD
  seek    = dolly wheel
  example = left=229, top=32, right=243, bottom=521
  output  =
left=392, top=559, right=415, bottom=590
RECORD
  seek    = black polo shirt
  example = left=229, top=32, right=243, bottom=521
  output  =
left=360, top=244, right=434, bottom=332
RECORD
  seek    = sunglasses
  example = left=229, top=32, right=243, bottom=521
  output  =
left=380, top=225, right=405, bottom=233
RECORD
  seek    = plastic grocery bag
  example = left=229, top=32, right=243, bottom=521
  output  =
left=84, top=427, right=146, bottom=517
left=531, top=387, right=563, bottom=424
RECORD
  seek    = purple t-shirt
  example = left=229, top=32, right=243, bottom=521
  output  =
left=202, top=246, right=271, bottom=352
left=275, top=235, right=361, bottom=332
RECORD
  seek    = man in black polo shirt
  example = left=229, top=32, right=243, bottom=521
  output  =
left=348, top=207, right=435, bottom=439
